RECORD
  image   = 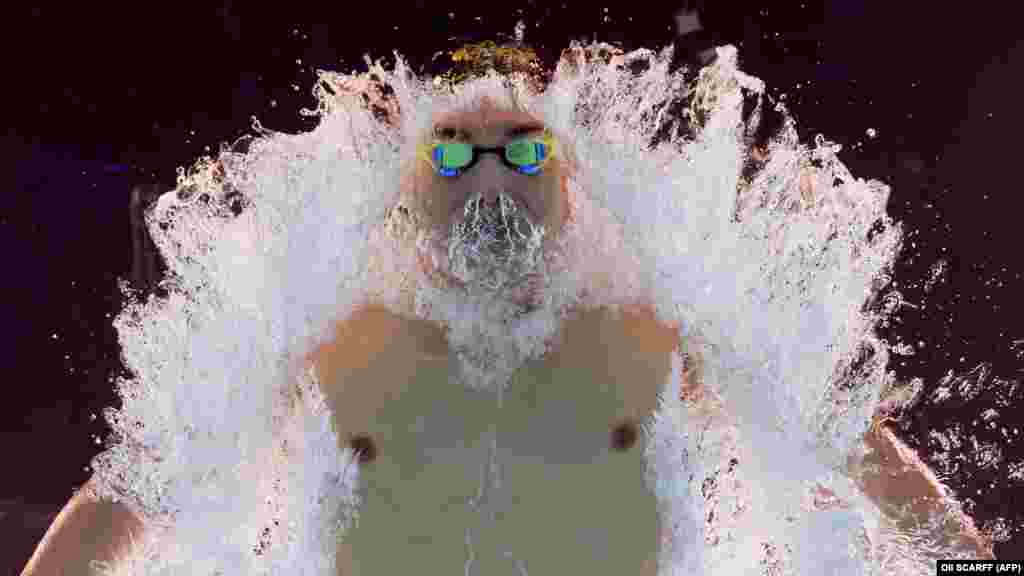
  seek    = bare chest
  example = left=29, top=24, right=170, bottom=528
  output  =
left=309, top=304, right=679, bottom=574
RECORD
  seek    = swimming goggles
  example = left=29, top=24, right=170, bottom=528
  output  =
left=418, top=131, right=558, bottom=177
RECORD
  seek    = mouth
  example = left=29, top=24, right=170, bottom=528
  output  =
left=434, top=190, right=547, bottom=296
left=451, top=189, right=539, bottom=229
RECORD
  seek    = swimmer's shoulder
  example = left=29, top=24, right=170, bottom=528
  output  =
left=539, top=304, right=681, bottom=421
left=553, top=304, right=680, bottom=361
left=306, top=303, right=449, bottom=443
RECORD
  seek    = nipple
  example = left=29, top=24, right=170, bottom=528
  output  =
left=348, top=434, right=378, bottom=464
left=611, top=419, right=640, bottom=452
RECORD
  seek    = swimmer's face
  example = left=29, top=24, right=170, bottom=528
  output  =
left=405, top=99, right=570, bottom=294
left=412, top=99, right=569, bottom=236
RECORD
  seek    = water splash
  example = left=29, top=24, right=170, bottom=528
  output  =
left=88, top=40, right=930, bottom=575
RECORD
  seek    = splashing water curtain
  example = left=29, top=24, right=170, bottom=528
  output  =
left=86, top=39, right=932, bottom=575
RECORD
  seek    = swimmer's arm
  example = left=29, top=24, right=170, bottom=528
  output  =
left=680, top=354, right=995, bottom=558
left=852, top=425, right=996, bottom=559
left=20, top=475, right=146, bottom=576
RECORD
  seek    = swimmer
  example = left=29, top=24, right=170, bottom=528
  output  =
left=22, top=38, right=993, bottom=576
left=309, top=90, right=683, bottom=572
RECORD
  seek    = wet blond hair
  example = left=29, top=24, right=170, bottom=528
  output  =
left=433, top=40, right=548, bottom=94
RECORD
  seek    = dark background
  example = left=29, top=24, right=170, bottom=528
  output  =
left=4, top=0, right=1022, bottom=570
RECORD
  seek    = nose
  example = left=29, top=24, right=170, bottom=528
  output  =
left=469, top=155, right=506, bottom=205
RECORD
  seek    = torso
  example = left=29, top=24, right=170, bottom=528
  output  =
left=308, top=303, right=680, bottom=575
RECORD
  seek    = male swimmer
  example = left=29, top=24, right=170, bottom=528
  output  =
left=22, top=34, right=994, bottom=576
left=311, top=90, right=688, bottom=573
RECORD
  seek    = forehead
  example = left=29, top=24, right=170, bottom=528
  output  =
left=432, top=100, right=546, bottom=137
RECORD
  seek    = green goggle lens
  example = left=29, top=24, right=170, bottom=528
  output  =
left=504, top=138, right=542, bottom=165
left=430, top=137, right=549, bottom=177
left=435, top=142, right=473, bottom=169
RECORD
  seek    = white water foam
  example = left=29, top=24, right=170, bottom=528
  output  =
left=84, top=40, right=960, bottom=575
